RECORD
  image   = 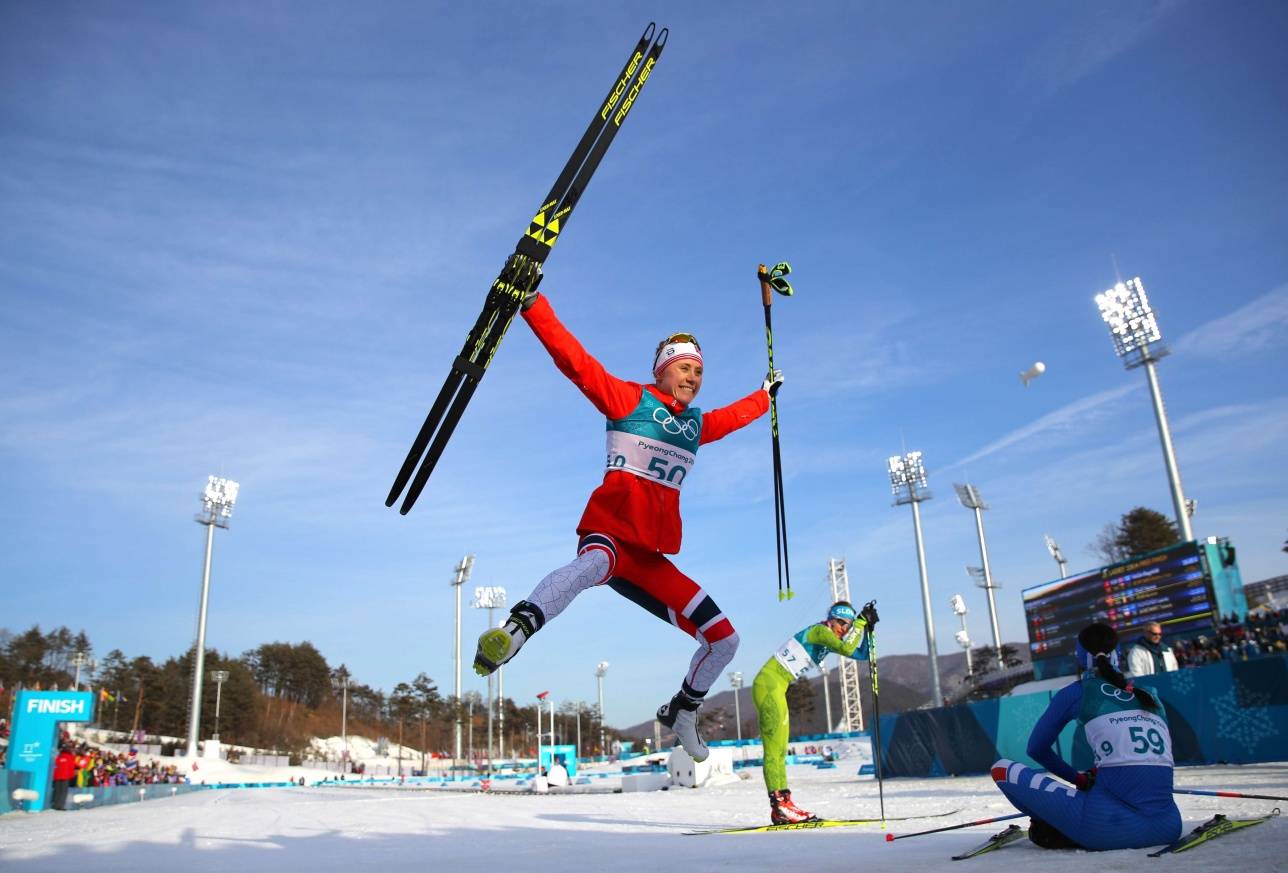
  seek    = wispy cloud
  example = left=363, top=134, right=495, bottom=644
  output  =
left=946, top=383, right=1135, bottom=469
left=1173, top=284, right=1288, bottom=358
left=944, top=281, right=1288, bottom=471
left=1019, top=1, right=1189, bottom=97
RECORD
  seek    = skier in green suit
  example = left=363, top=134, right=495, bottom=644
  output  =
left=752, top=600, right=877, bottom=823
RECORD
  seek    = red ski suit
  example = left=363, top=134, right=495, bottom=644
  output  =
left=522, top=294, right=768, bottom=555
left=521, top=295, right=767, bottom=682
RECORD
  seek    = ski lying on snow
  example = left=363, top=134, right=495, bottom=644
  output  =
left=685, top=808, right=960, bottom=836
left=1147, top=808, right=1279, bottom=857
left=951, top=823, right=1027, bottom=860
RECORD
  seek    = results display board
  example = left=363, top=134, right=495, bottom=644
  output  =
left=1022, top=541, right=1215, bottom=664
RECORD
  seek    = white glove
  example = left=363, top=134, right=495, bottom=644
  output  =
left=762, top=369, right=784, bottom=396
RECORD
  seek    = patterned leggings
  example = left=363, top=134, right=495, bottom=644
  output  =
left=522, top=532, right=738, bottom=697
left=752, top=660, right=792, bottom=792
left=992, top=758, right=1182, bottom=850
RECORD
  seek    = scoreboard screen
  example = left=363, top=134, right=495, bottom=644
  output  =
left=1022, top=541, right=1216, bottom=663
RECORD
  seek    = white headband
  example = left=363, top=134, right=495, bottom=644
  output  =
left=653, top=341, right=703, bottom=378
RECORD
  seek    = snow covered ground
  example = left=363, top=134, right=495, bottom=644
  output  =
left=2, top=762, right=1285, bottom=871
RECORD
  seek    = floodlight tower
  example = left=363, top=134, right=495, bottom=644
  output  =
left=536, top=690, right=549, bottom=776
left=826, top=558, right=863, bottom=731
left=210, top=669, right=229, bottom=740
left=187, top=476, right=239, bottom=757
left=451, top=555, right=474, bottom=768
left=949, top=595, right=972, bottom=677
left=728, top=671, right=745, bottom=743
left=70, top=652, right=91, bottom=691
left=953, top=483, right=1004, bottom=671
left=1094, top=277, right=1193, bottom=542
left=473, top=585, right=506, bottom=770
left=337, top=666, right=350, bottom=768
left=888, top=452, right=942, bottom=707
left=595, top=661, right=609, bottom=756
left=1043, top=535, right=1068, bottom=579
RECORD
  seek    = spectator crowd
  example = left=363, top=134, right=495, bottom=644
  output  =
left=1169, top=609, right=1288, bottom=668
left=52, top=736, right=187, bottom=796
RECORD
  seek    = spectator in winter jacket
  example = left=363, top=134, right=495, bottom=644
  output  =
left=52, top=747, right=77, bottom=810
left=1124, top=622, right=1178, bottom=677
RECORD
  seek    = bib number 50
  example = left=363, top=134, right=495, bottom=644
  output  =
left=647, top=456, right=686, bottom=485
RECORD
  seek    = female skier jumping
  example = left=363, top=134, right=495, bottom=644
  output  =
left=472, top=289, right=782, bottom=761
left=753, top=600, right=877, bottom=823
left=991, top=621, right=1183, bottom=850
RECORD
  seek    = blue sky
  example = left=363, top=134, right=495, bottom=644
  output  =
left=2, top=1, right=1286, bottom=728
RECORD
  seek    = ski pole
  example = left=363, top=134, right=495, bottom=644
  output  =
left=756, top=262, right=794, bottom=601
left=1174, top=788, right=1288, bottom=802
left=885, top=812, right=1026, bottom=842
left=865, top=608, right=885, bottom=825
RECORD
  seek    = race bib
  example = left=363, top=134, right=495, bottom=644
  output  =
left=1085, top=696, right=1174, bottom=769
left=605, top=430, right=694, bottom=490
left=773, top=637, right=812, bottom=680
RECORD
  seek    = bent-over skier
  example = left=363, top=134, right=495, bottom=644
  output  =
left=753, top=600, right=877, bottom=823
left=472, top=289, right=780, bottom=762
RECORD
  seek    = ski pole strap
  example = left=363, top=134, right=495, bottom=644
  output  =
left=885, top=812, right=1026, bottom=842
left=756, top=261, right=794, bottom=303
left=765, top=261, right=793, bottom=296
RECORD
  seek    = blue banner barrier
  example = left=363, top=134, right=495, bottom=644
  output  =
left=61, top=782, right=207, bottom=811
left=1, top=769, right=34, bottom=813
left=877, top=654, right=1288, bottom=777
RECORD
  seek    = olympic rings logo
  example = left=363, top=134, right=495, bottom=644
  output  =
left=653, top=407, right=698, bottom=440
left=1100, top=683, right=1136, bottom=702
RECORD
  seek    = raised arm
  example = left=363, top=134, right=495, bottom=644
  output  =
left=698, top=387, right=770, bottom=445
left=1026, top=681, right=1081, bottom=783
left=802, top=621, right=870, bottom=661
left=521, top=293, right=639, bottom=419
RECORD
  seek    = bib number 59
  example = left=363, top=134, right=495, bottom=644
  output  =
left=1129, top=726, right=1166, bottom=755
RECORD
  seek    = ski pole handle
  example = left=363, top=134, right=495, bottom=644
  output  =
left=758, top=264, right=774, bottom=307
left=1174, top=788, right=1288, bottom=802
left=885, top=812, right=1025, bottom=842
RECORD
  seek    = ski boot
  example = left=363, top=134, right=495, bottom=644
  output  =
left=769, top=789, right=818, bottom=824
left=474, top=601, right=544, bottom=676
left=656, top=691, right=708, bottom=762
left=1028, top=817, right=1082, bottom=849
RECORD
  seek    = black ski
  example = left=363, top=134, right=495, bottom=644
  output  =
left=951, top=824, right=1027, bottom=860
left=387, top=23, right=668, bottom=514
left=1147, top=808, right=1279, bottom=857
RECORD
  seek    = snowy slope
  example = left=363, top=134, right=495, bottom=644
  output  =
left=1, top=763, right=1284, bottom=871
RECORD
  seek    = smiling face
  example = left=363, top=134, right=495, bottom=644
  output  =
left=655, top=358, right=703, bottom=405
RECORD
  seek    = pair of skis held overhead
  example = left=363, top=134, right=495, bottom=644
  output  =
left=385, top=23, right=666, bottom=515
left=384, top=21, right=799, bottom=606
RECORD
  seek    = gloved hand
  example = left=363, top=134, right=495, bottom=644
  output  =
left=762, top=369, right=784, bottom=396
left=1074, top=768, right=1097, bottom=791
left=861, top=602, right=879, bottom=627
left=503, top=253, right=542, bottom=310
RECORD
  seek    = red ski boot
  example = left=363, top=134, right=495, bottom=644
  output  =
left=769, top=789, right=818, bottom=824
